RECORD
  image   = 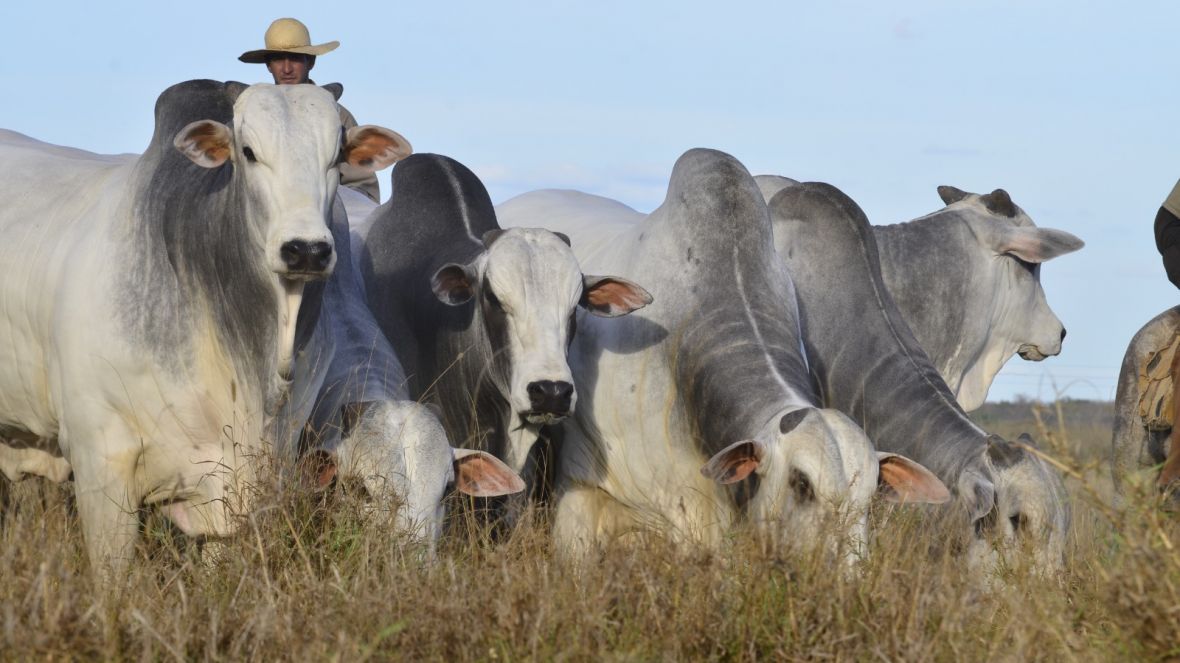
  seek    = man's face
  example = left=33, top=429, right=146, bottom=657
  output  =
left=266, top=53, right=314, bottom=85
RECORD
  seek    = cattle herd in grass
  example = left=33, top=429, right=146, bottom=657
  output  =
left=1, top=78, right=1124, bottom=583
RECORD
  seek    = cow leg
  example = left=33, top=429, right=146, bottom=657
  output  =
left=1161, top=350, right=1180, bottom=492
left=0, top=442, right=72, bottom=483
left=552, top=484, right=625, bottom=559
left=70, top=449, right=142, bottom=580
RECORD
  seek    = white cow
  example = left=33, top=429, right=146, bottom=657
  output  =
left=497, top=149, right=947, bottom=563
left=272, top=196, right=524, bottom=547
left=0, top=80, right=406, bottom=575
left=756, top=176, right=1084, bottom=411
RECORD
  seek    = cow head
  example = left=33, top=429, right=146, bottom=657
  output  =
left=431, top=228, right=651, bottom=448
left=955, top=434, right=1070, bottom=576
left=172, top=84, right=411, bottom=378
left=934, top=186, right=1084, bottom=409
left=312, top=401, right=524, bottom=550
left=700, top=407, right=948, bottom=570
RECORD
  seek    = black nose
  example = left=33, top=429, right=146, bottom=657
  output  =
left=527, top=380, right=574, bottom=414
left=1060, top=327, right=1067, bottom=342
left=280, top=240, right=333, bottom=273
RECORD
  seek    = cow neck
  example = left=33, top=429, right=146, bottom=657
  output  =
left=124, top=80, right=281, bottom=415
left=773, top=183, right=988, bottom=482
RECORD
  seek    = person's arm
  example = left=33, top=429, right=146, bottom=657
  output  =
left=1158, top=180, right=1180, bottom=289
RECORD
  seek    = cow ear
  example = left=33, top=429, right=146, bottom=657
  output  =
left=581, top=275, right=652, bottom=318
left=701, top=440, right=765, bottom=484
left=298, top=449, right=338, bottom=491
left=342, top=125, right=413, bottom=173
left=174, top=120, right=233, bottom=168
left=452, top=448, right=526, bottom=497
left=876, top=452, right=950, bottom=504
left=937, top=185, right=971, bottom=206
left=958, top=469, right=996, bottom=524
left=991, top=226, right=1085, bottom=263
left=431, top=263, right=477, bottom=306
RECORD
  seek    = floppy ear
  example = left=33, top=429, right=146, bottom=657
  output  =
left=174, top=120, right=233, bottom=168
left=452, top=448, right=526, bottom=497
left=991, top=226, right=1084, bottom=263
left=876, top=453, right=950, bottom=504
left=937, top=185, right=971, bottom=206
left=298, top=449, right=338, bottom=491
left=958, top=468, right=996, bottom=524
left=700, top=440, right=765, bottom=484
left=581, top=276, right=652, bottom=317
left=431, top=263, right=477, bottom=306
left=342, top=125, right=413, bottom=172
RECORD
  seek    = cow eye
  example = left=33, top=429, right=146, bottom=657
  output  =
left=485, top=289, right=503, bottom=310
left=1009, top=512, right=1027, bottom=533
left=788, top=468, right=815, bottom=503
left=242, top=146, right=257, bottom=163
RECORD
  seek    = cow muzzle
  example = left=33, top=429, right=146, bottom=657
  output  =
left=523, top=380, right=574, bottom=424
left=279, top=240, right=334, bottom=278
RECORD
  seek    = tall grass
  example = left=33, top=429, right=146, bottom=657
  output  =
left=1, top=401, right=1178, bottom=661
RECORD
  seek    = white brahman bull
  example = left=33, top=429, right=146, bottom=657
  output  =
left=0, top=80, right=406, bottom=576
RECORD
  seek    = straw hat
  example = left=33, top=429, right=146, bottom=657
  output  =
left=238, top=18, right=339, bottom=63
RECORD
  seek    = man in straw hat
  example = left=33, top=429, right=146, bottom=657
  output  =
left=240, top=17, right=381, bottom=202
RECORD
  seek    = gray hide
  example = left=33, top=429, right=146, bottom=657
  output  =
left=768, top=182, right=1071, bottom=574
left=1111, top=305, right=1180, bottom=501
left=756, top=176, right=1084, bottom=411
left=496, top=149, right=945, bottom=564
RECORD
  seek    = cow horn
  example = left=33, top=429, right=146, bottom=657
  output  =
left=224, top=81, right=249, bottom=102
left=321, top=82, right=344, bottom=101
left=482, top=229, right=506, bottom=247
left=980, top=189, right=1018, bottom=218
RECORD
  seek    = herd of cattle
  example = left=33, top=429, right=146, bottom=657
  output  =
left=0, top=80, right=1105, bottom=581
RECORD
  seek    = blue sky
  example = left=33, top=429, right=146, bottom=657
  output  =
left=0, top=1, right=1170, bottom=402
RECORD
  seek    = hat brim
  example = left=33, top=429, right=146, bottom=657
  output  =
left=239, top=41, right=339, bottom=64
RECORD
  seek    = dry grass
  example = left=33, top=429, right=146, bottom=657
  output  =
left=2, top=401, right=1179, bottom=661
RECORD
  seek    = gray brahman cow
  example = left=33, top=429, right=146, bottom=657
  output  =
left=497, top=149, right=948, bottom=563
left=354, top=153, right=651, bottom=503
left=757, top=176, right=1084, bottom=411
left=1111, top=306, right=1180, bottom=500
left=270, top=196, right=525, bottom=549
left=768, top=182, right=1071, bottom=574
left=0, top=80, right=406, bottom=575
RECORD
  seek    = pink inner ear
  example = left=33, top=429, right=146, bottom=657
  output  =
left=344, top=126, right=412, bottom=170
left=455, top=453, right=525, bottom=497
left=701, top=441, right=762, bottom=484
left=878, top=456, right=950, bottom=504
left=300, top=450, right=338, bottom=490
left=585, top=279, right=651, bottom=316
left=434, top=266, right=472, bottom=302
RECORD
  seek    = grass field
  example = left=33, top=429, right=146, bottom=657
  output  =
left=2, top=399, right=1178, bottom=661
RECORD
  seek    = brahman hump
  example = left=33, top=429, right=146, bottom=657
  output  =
left=0, top=80, right=405, bottom=576
left=768, top=181, right=1070, bottom=574
left=270, top=197, right=524, bottom=550
left=497, top=149, right=947, bottom=564
left=756, top=176, right=1084, bottom=411
left=1111, top=306, right=1180, bottom=501
left=357, top=153, right=649, bottom=492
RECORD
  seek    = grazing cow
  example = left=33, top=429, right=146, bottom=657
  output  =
left=1111, top=306, right=1180, bottom=499
left=271, top=197, right=525, bottom=546
left=756, top=176, right=1084, bottom=411
left=356, top=153, right=650, bottom=496
left=496, top=149, right=948, bottom=562
left=0, top=80, right=406, bottom=575
left=768, top=182, right=1071, bottom=574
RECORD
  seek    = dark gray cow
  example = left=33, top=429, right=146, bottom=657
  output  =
left=356, top=154, right=649, bottom=491
left=497, top=149, right=948, bottom=563
left=271, top=198, right=525, bottom=548
left=757, top=176, right=1084, bottom=411
left=1111, top=306, right=1180, bottom=500
left=768, top=182, right=1071, bottom=574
